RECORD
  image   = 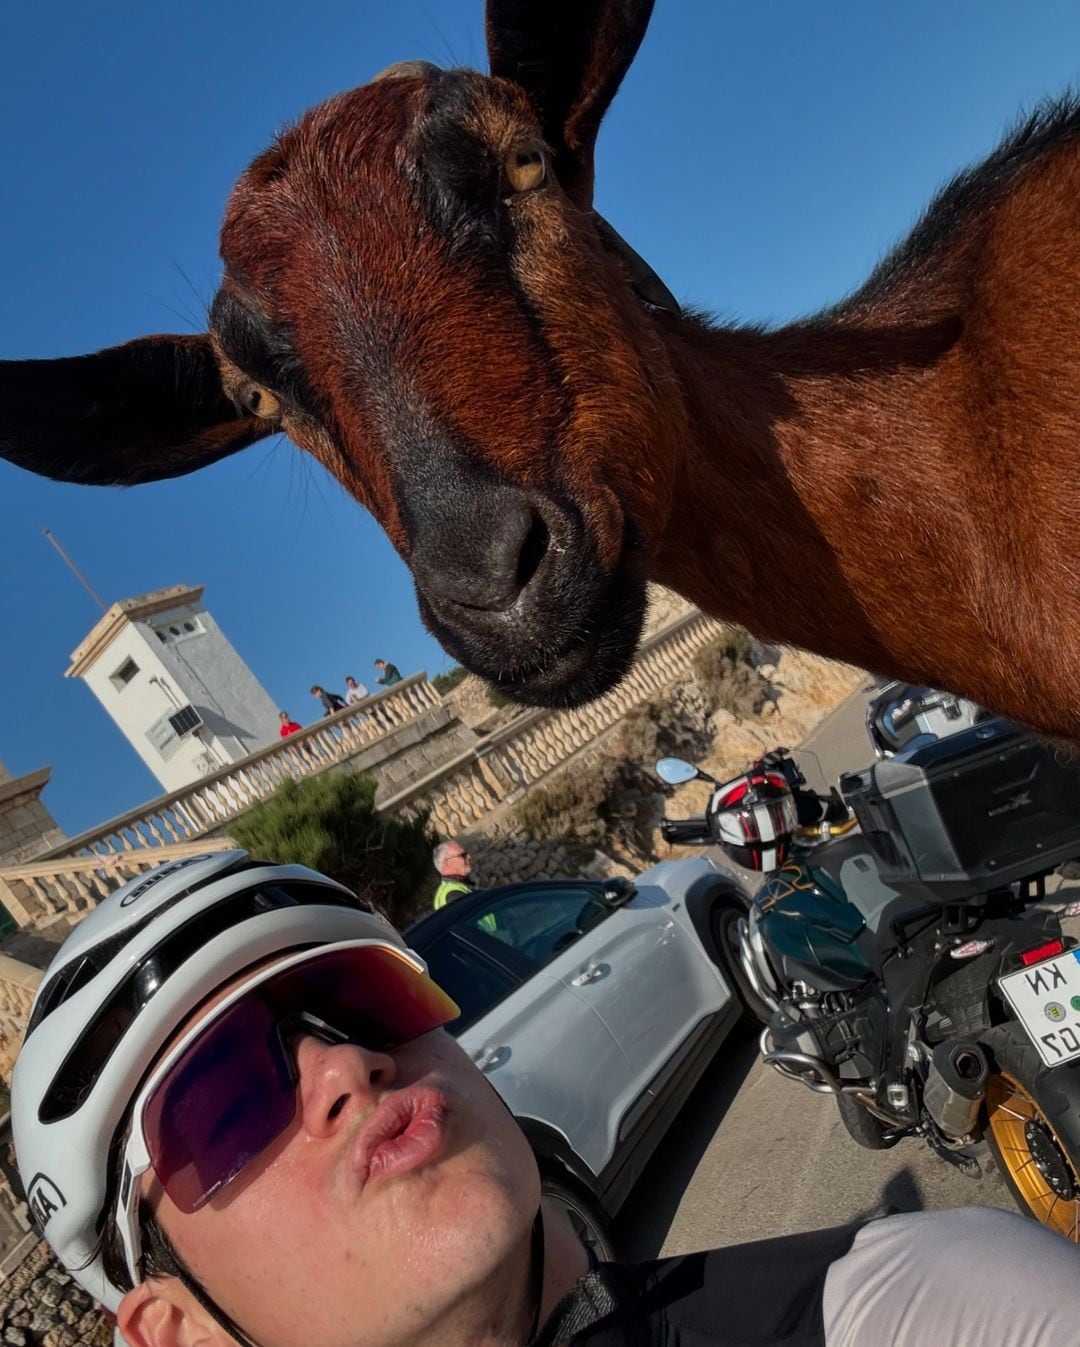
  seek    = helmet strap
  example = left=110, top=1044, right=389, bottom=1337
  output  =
left=525, top=1206, right=546, bottom=1341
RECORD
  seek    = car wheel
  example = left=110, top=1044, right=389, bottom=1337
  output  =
left=540, top=1170, right=617, bottom=1262
left=711, top=904, right=772, bottom=1026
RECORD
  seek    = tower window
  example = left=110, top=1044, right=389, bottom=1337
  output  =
left=110, top=658, right=139, bottom=689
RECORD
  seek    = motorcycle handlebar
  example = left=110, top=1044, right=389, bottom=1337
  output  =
left=660, top=817, right=713, bottom=845
left=794, top=816, right=859, bottom=842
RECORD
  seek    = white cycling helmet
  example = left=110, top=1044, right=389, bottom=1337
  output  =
left=11, top=849, right=416, bottom=1315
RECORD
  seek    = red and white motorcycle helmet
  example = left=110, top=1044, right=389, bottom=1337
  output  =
left=707, top=768, right=799, bottom=871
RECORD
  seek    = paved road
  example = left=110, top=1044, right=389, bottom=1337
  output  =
left=615, top=683, right=1019, bottom=1258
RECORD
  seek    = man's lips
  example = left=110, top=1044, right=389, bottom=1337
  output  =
left=352, top=1086, right=449, bottom=1188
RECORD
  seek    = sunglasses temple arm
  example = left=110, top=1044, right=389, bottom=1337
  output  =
left=117, top=1127, right=153, bottom=1291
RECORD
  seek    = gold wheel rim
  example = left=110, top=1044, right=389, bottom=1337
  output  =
left=986, top=1071, right=1080, bottom=1241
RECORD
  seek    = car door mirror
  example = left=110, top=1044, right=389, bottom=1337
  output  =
left=601, top=877, right=636, bottom=907
left=655, top=757, right=700, bottom=785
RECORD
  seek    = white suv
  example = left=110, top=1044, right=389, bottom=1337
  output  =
left=406, top=854, right=759, bottom=1251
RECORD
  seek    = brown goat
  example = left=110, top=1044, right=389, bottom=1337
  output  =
left=3, top=1, right=1080, bottom=738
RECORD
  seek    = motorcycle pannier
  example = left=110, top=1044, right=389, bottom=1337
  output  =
left=840, top=718, right=1080, bottom=896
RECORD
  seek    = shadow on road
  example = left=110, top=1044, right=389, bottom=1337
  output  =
left=848, top=1165, right=927, bottom=1226
left=614, top=1028, right=760, bottom=1260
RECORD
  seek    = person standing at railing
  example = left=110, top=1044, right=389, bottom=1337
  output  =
left=344, top=675, right=369, bottom=705
left=311, top=684, right=347, bottom=715
left=278, top=712, right=303, bottom=739
left=374, top=658, right=402, bottom=686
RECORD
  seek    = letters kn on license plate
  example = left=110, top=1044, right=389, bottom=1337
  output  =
left=999, top=950, right=1080, bottom=1068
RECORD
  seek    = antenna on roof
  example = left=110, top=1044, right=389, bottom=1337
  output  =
left=42, top=528, right=107, bottom=612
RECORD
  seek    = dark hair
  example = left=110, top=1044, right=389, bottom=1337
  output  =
left=374, top=659, right=385, bottom=665
left=310, top=685, right=322, bottom=694
left=100, top=1201, right=186, bottom=1298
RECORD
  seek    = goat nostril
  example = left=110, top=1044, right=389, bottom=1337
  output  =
left=515, top=511, right=550, bottom=593
left=327, top=1094, right=349, bottom=1121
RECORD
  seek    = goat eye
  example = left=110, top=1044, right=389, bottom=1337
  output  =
left=504, top=145, right=547, bottom=194
left=239, top=384, right=280, bottom=419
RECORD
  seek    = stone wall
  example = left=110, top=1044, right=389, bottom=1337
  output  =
left=366, top=711, right=478, bottom=801
left=470, top=836, right=630, bottom=888
left=0, top=1242, right=111, bottom=1347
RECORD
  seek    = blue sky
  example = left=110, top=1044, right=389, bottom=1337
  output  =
left=2, top=0, right=1080, bottom=836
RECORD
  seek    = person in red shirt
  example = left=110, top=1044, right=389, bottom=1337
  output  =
left=278, top=711, right=302, bottom=738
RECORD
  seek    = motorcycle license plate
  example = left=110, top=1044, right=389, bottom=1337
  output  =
left=999, top=951, right=1080, bottom=1069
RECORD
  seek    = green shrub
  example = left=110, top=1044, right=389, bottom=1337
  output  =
left=513, top=750, right=662, bottom=864
left=229, top=772, right=435, bottom=927
left=433, top=665, right=469, bottom=695
left=692, top=627, right=767, bottom=717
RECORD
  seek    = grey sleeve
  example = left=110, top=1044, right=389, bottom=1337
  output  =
left=823, top=1207, right=1080, bottom=1347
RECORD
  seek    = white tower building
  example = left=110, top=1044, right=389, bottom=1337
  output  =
left=67, top=585, right=281, bottom=792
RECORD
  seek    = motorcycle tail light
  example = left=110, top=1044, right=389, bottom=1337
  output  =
left=1020, top=939, right=1066, bottom=967
left=1062, top=900, right=1080, bottom=918
left=949, top=939, right=995, bottom=960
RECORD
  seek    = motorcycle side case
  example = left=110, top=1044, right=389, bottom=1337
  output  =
left=840, top=716, right=1080, bottom=898
left=754, top=860, right=872, bottom=991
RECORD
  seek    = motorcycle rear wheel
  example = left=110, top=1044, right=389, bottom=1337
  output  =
left=836, top=1092, right=899, bottom=1150
left=983, top=1023, right=1080, bottom=1242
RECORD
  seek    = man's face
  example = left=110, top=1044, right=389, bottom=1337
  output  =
left=441, top=846, right=472, bottom=879
left=121, top=965, right=540, bottom=1347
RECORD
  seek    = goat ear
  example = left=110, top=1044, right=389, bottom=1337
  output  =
left=486, top=0, right=654, bottom=206
left=0, top=333, right=273, bottom=487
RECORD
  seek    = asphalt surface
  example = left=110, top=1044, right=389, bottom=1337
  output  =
left=615, top=682, right=1022, bottom=1259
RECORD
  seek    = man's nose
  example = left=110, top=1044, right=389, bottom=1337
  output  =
left=295, top=1035, right=397, bottom=1137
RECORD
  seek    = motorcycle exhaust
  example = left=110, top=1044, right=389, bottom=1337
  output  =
left=923, top=1041, right=990, bottom=1140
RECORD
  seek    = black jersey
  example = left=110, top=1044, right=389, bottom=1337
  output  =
left=529, top=1209, right=1080, bottom=1347
left=531, top=1224, right=857, bottom=1347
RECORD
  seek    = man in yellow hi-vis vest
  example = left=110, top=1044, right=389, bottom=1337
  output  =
left=432, top=840, right=473, bottom=910
left=432, top=840, right=497, bottom=933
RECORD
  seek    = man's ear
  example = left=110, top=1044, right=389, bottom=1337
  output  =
left=0, top=333, right=273, bottom=487
left=118, top=1279, right=223, bottom=1347
left=486, top=0, right=655, bottom=207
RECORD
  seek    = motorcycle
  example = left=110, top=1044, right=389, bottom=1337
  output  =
left=656, top=685, right=1080, bottom=1240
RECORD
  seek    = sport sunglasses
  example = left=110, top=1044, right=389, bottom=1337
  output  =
left=115, top=940, right=459, bottom=1285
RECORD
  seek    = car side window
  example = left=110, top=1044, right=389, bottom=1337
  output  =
left=463, top=886, right=611, bottom=971
left=419, top=933, right=522, bottom=1035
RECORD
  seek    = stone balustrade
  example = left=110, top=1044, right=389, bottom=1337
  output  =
left=0, top=958, right=46, bottom=1086
left=0, top=678, right=439, bottom=937
left=0, top=840, right=236, bottom=938
left=381, top=611, right=723, bottom=837
left=13, top=675, right=435, bottom=861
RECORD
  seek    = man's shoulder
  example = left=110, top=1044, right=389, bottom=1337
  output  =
left=539, top=1226, right=858, bottom=1346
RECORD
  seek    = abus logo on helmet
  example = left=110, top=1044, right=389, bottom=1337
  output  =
left=26, top=1173, right=66, bottom=1227
left=120, top=853, right=218, bottom=906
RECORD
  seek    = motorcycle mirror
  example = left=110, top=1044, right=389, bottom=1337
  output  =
left=655, top=757, right=701, bottom=785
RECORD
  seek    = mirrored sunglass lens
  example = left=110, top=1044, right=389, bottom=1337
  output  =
left=144, top=998, right=296, bottom=1214
left=141, top=946, right=458, bottom=1213
left=273, top=946, right=460, bottom=1044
